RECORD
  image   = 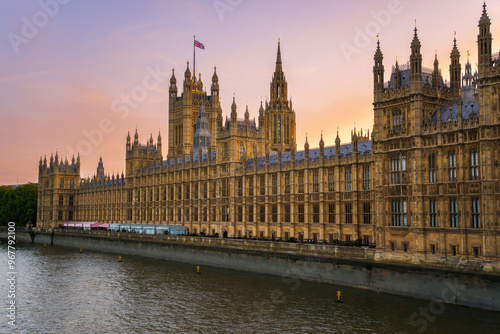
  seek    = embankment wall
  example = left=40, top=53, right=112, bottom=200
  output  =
left=5, top=230, right=500, bottom=312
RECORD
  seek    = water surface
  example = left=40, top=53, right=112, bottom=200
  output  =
left=1, top=242, right=498, bottom=333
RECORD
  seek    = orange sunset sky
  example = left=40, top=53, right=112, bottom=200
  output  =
left=0, top=0, right=499, bottom=185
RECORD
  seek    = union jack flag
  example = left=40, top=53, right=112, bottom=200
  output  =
left=194, top=40, right=205, bottom=50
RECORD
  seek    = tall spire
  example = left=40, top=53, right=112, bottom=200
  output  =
left=373, top=36, right=384, bottom=94
left=211, top=66, right=220, bottom=106
left=97, top=156, right=104, bottom=179
left=335, top=127, right=341, bottom=158
left=411, top=23, right=421, bottom=52
left=451, top=32, right=459, bottom=56
left=433, top=50, right=440, bottom=89
left=270, top=39, right=287, bottom=101
left=267, top=39, right=295, bottom=152
left=231, top=94, right=237, bottom=126
left=275, top=38, right=282, bottom=73
left=480, top=1, right=491, bottom=25
left=231, top=94, right=237, bottom=112
left=157, top=130, right=162, bottom=153
left=375, top=37, right=382, bottom=56
left=258, top=99, right=265, bottom=131
left=450, top=33, right=461, bottom=96
left=244, top=104, right=250, bottom=120
left=126, top=130, right=131, bottom=150
left=410, top=21, right=422, bottom=89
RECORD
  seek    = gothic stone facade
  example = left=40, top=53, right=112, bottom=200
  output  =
left=38, top=5, right=500, bottom=269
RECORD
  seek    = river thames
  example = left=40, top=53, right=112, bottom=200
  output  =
left=1, top=242, right=499, bottom=333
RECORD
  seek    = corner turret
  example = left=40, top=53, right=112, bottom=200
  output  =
left=410, top=25, right=423, bottom=93
left=169, top=68, right=177, bottom=100
left=373, top=38, right=384, bottom=96
left=478, top=1, right=492, bottom=77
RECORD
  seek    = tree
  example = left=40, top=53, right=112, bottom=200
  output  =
left=0, top=183, right=37, bottom=226
left=0, top=186, right=14, bottom=224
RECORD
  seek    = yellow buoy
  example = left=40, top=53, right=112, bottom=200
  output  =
left=118, top=256, right=122, bottom=262
left=336, top=290, right=343, bottom=303
left=197, top=266, right=201, bottom=274
left=44, top=243, right=46, bottom=248
left=80, top=248, right=83, bottom=253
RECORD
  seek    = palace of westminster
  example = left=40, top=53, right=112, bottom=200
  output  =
left=38, top=4, right=500, bottom=268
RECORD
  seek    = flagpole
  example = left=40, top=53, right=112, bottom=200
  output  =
left=193, top=35, right=196, bottom=75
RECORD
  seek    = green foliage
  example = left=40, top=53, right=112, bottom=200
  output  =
left=0, top=183, right=37, bottom=226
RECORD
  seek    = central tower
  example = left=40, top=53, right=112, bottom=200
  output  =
left=265, top=41, right=296, bottom=152
left=168, top=63, right=221, bottom=158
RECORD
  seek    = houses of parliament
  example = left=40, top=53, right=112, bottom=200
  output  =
left=38, top=4, right=500, bottom=269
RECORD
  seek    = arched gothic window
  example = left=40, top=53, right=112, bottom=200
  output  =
left=239, top=143, right=245, bottom=160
